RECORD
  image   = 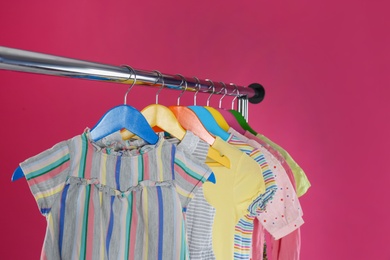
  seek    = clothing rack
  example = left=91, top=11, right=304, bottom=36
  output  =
left=0, top=46, right=265, bottom=118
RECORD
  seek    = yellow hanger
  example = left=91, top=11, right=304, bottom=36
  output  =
left=121, top=103, right=186, bottom=140
left=203, top=82, right=230, bottom=130
left=121, top=71, right=186, bottom=140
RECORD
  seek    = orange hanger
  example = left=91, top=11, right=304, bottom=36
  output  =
left=169, top=105, right=230, bottom=168
left=169, top=105, right=215, bottom=145
left=169, top=75, right=216, bottom=146
left=169, top=75, right=230, bottom=168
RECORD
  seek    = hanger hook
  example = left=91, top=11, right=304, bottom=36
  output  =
left=193, top=76, right=201, bottom=105
left=218, top=82, right=228, bottom=109
left=153, top=70, right=164, bottom=104
left=176, top=74, right=187, bottom=105
left=230, top=83, right=239, bottom=110
left=205, top=79, right=215, bottom=106
left=122, top=65, right=137, bottom=105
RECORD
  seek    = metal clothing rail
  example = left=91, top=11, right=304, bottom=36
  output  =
left=0, top=46, right=265, bottom=105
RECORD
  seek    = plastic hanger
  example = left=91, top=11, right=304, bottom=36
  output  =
left=229, top=93, right=258, bottom=135
left=11, top=66, right=159, bottom=182
left=169, top=75, right=230, bottom=169
left=188, top=79, right=230, bottom=141
left=215, top=83, right=247, bottom=134
left=90, top=105, right=159, bottom=143
left=201, top=81, right=230, bottom=131
left=90, top=65, right=159, bottom=144
left=189, top=106, right=231, bottom=141
left=121, top=71, right=186, bottom=140
left=229, top=109, right=257, bottom=135
left=204, top=106, right=230, bottom=131
left=202, top=82, right=258, bottom=137
left=11, top=166, right=24, bottom=181
left=204, top=82, right=246, bottom=135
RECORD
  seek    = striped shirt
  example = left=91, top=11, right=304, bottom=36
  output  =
left=227, top=130, right=278, bottom=260
left=20, top=130, right=212, bottom=260
left=166, top=131, right=216, bottom=260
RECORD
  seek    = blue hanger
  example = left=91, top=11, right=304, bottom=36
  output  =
left=11, top=166, right=24, bottom=181
left=91, top=66, right=159, bottom=144
left=207, top=173, right=216, bottom=183
left=188, top=106, right=230, bottom=141
left=89, top=104, right=159, bottom=143
left=187, top=79, right=230, bottom=141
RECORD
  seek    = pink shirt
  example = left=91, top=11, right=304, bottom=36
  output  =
left=232, top=129, right=304, bottom=260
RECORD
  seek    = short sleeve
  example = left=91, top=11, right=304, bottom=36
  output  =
left=227, top=134, right=277, bottom=215
left=257, top=154, right=304, bottom=240
left=20, top=141, right=71, bottom=215
left=176, top=131, right=210, bottom=162
left=233, top=152, right=266, bottom=220
left=173, top=146, right=213, bottom=208
left=256, top=134, right=311, bottom=197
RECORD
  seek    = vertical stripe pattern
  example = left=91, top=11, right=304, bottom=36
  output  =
left=157, top=186, right=164, bottom=260
left=106, top=196, right=115, bottom=257
left=58, top=183, right=69, bottom=256
left=124, top=193, right=132, bottom=259
left=20, top=131, right=212, bottom=260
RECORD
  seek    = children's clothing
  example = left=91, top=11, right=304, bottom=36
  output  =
left=20, top=130, right=212, bottom=260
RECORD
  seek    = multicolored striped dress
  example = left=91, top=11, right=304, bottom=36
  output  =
left=20, top=130, right=212, bottom=260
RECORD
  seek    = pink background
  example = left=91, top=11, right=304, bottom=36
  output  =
left=1, top=1, right=389, bottom=259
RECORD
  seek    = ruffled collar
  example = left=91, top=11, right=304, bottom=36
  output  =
left=84, top=128, right=165, bottom=157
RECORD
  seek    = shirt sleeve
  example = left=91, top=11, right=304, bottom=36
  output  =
left=177, top=131, right=210, bottom=162
left=256, top=134, right=311, bottom=197
left=20, top=141, right=71, bottom=216
left=228, top=134, right=278, bottom=215
left=257, top=154, right=304, bottom=240
left=173, top=145, right=213, bottom=208
left=233, top=152, right=266, bottom=221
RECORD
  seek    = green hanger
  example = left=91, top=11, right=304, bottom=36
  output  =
left=228, top=109, right=257, bottom=135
